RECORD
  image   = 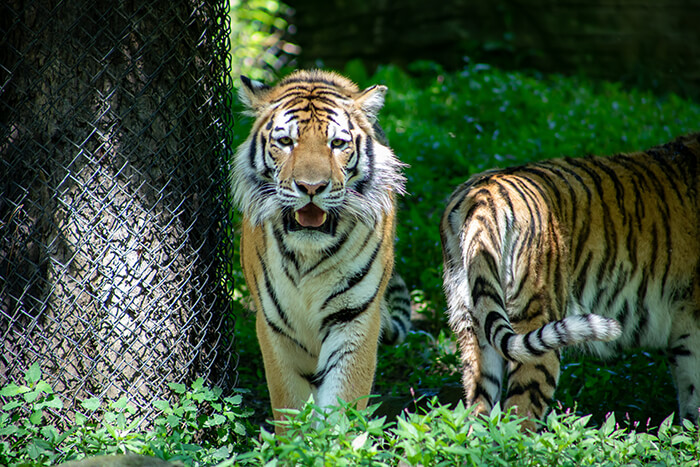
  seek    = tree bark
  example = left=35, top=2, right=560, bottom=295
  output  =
left=1, top=0, right=233, bottom=422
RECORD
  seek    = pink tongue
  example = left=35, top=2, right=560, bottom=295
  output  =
left=295, top=204, right=327, bottom=228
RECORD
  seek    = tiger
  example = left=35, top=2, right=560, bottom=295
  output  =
left=440, top=132, right=700, bottom=431
left=231, top=70, right=411, bottom=432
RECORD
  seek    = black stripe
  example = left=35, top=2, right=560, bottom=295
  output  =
left=553, top=319, right=568, bottom=346
left=258, top=252, right=294, bottom=332
left=353, top=135, right=375, bottom=196
left=523, top=332, right=547, bottom=357
left=534, top=363, right=557, bottom=388
left=302, top=348, right=353, bottom=387
left=303, top=227, right=354, bottom=276
left=482, top=371, right=502, bottom=388
left=568, top=158, right=617, bottom=276
left=484, top=311, right=503, bottom=343
left=272, top=225, right=300, bottom=276
left=499, top=333, right=514, bottom=361
left=571, top=252, right=592, bottom=301
left=263, top=313, right=313, bottom=357
left=510, top=259, right=530, bottom=303
left=506, top=381, right=550, bottom=411
left=322, top=240, right=382, bottom=307
left=463, top=198, right=488, bottom=225
left=670, top=346, right=691, bottom=357
left=595, top=158, right=627, bottom=224
left=472, top=384, right=493, bottom=407
left=247, top=135, right=258, bottom=173
left=519, top=166, right=565, bottom=222
left=321, top=288, right=380, bottom=332
left=472, top=275, right=505, bottom=309
left=279, top=75, right=347, bottom=87
left=260, top=135, right=274, bottom=180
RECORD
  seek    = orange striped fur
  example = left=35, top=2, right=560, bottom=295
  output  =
left=441, top=133, right=700, bottom=429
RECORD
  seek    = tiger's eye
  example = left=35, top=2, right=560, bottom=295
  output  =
left=277, top=136, right=293, bottom=146
left=330, top=138, right=348, bottom=149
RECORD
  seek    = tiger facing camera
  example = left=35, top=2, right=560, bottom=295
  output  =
left=231, top=70, right=411, bottom=433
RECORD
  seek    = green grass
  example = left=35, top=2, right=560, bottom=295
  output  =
left=3, top=62, right=700, bottom=465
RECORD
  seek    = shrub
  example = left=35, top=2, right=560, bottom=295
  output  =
left=0, top=363, right=253, bottom=466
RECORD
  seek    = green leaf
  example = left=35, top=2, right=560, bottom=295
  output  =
left=658, top=413, right=674, bottom=438
left=600, top=413, right=616, bottom=437
left=36, top=395, right=63, bottom=410
left=233, top=421, right=247, bottom=436
left=25, top=362, right=41, bottom=385
left=33, top=380, right=53, bottom=394
left=24, top=389, right=43, bottom=403
left=211, top=445, right=230, bottom=460
left=81, top=397, right=102, bottom=411
left=26, top=441, right=43, bottom=460
left=671, top=434, right=692, bottom=445
left=191, top=377, right=204, bottom=390
left=29, top=410, right=43, bottom=426
left=111, top=397, right=129, bottom=410
left=226, top=394, right=243, bottom=406
left=166, top=415, right=181, bottom=426
left=75, top=412, right=87, bottom=426
left=168, top=382, right=187, bottom=394
left=40, top=424, right=58, bottom=441
left=0, top=383, right=28, bottom=397
left=2, top=400, right=24, bottom=411
left=104, top=422, right=118, bottom=439
left=204, top=414, right=226, bottom=427
left=0, top=425, right=20, bottom=437
left=153, top=400, right=171, bottom=412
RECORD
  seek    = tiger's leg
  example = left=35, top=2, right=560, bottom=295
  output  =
left=504, top=302, right=562, bottom=432
left=447, top=292, right=506, bottom=417
left=256, top=309, right=315, bottom=433
left=443, top=249, right=506, bottom=416
left=668, top=301, right=700, bottom=423
left=504, top=351, right=560, bottom=432
left=311, top=302, right=383, bottom=412
left=457, top=329, right=506, bottom=416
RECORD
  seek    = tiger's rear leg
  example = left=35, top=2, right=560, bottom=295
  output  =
left=454, top=322, right=505, bottom=417
left=443, top=260, right=506, bottom=418
left=669, top=293, right=700, bottom=423
left=504, top=352, right=560, bottom=432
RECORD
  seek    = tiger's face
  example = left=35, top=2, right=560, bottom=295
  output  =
left=267, top=104, right=356, bottom=236
left=232, top=70, right=405, bottom=248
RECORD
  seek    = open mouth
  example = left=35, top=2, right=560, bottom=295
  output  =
left=283, top=204, right=337, bottom=235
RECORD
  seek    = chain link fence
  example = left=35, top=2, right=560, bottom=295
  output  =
left=1, top=0, right=236, bottom=426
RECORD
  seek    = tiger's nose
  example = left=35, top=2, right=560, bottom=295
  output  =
left=295, top=180, right=329, bottom=196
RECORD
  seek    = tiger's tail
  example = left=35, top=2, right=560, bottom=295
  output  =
left=380, top=273, right=412, bottom=344
left=482, top=308, right=622, bottom=363
left=457, top=243, right=622, bottom=363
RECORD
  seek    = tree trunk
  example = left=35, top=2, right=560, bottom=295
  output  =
left=1, top=0, right=234, bottom=423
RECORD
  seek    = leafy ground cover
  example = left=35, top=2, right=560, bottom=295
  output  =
left=3, top=62, right=700, bottom=465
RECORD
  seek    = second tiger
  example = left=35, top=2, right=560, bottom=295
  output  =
left=440, top=133, right=700, bottom=430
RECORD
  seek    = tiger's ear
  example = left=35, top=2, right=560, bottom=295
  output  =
left=355, top=84, right=387, bottom=121
left=239, top=75, right=271, bottom=115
